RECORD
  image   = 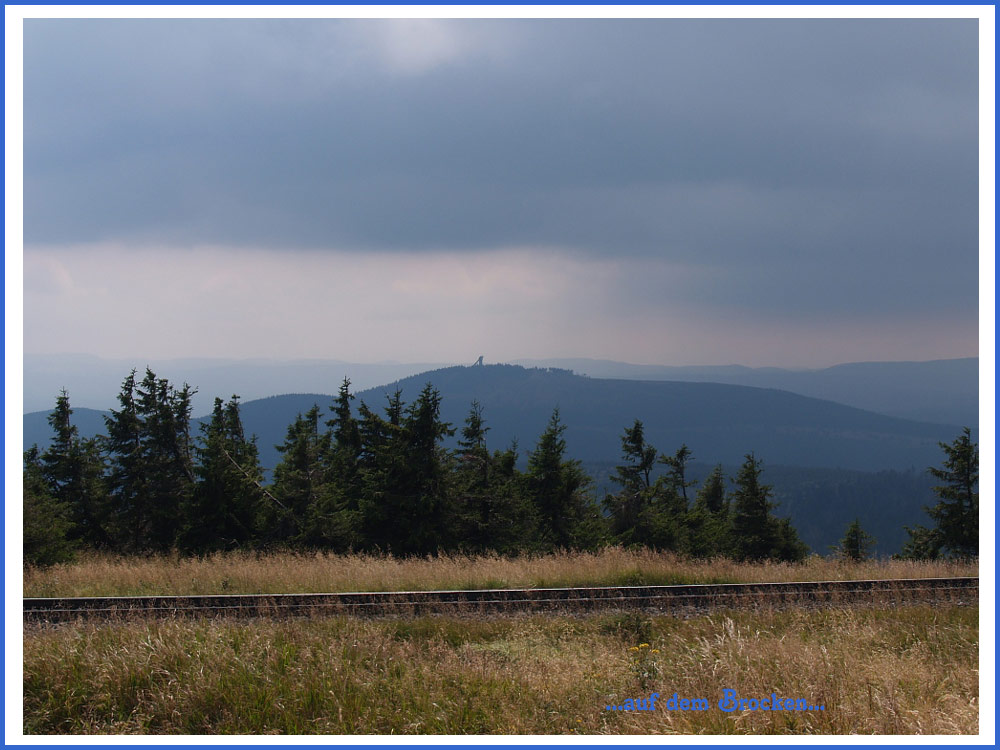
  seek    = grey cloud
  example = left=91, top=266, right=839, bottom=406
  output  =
left=23, top=18, right=979, bottom=320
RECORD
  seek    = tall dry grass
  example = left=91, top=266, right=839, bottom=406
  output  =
left=23, top=548, right=978, bottom=598
left=23, top=605, right=978, bottom=734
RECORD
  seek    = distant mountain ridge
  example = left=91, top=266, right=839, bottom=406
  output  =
left=24, top=364, right=967, bottom=474
left=23, top=353, right=978, bottom=426
left=25, top=365, right=972, bottom=471
left=349, top=364, right=964, bottom=473
left=21, top=353, right=453, bottom=414
left=514, top=357, right=979, bottom=426
left=23, top=364, right=972, bottom=556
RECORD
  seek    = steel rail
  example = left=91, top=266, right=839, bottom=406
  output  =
left=23, top=576, right=978, bottom=623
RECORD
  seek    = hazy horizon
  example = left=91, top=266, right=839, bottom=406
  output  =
left=23, top=349, right=979, bottom=372
left=22, top=351, right=979, bottom=425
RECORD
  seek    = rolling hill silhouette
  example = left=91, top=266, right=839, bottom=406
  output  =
left=344, top=364, right=963, bottom=473
left=25, top=364, right=966, bottom=474
left=24, top=364, right=971, bottom=554
left=515, top=356, right=978, bottom=425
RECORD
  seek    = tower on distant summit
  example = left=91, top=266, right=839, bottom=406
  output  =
left=474, top=355, right=484, bottom=366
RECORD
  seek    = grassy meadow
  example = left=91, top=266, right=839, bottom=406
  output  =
left=23, top=547, right=978, bottom=598
left=23, top=605, right=978, bottom=734
left=23, top=551, right=979, bottom=735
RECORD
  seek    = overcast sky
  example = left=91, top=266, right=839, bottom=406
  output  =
left=20, top=17, right=982, bottom=367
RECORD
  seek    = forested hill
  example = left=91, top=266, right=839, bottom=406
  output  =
left=515, top=357, right=979, bottom=426
left=240, top=364, right=960, bottom=474
left=23, top=364, right=974, bottom=555
left=23, top=354, right=978, bottom=426
left=25, top=364, right=966, bottom=475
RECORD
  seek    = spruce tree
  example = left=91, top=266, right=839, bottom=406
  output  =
left=356, top=395, right=402, bottom=550
left=399, top=384, right=456, bottom=553
left=836, top=518, right=876, bottom=561
left=104, top=369, right=196, bottom=550
left=526, top=409, right=605, bottom=550
left=40, top=390, right=109, bottom=548
left=902, top=427, right=978, bottom=559
left=730, top=453, right=806, bottom=562
left=455, top=401, right=494, bottom=549
left=483, top=440, right=538, bottom=553
left=898, top=525, right=941, bottom=560
left=23, top=446, right=76, bottom=567
left=457, top=401, right=490, bottom=463
left=104, top=370, right=145, bottom=548
left=696, top=465, right=728, bottom=516
left=926, top=427, right=978, bottom=558
left=605, top=419, right=657, bottom=544
left=455, top=403, right=537, bottom=553
left=660, top=444, right=695, bottom=506
left=638, top=481, right=686, bottom=552
left=404, top=384, right=453, bottom=500
left=357, top=386, right=455, bottom=554
left=105, top=368, right=195, bottom=552
left=134, top=370, right=196, bottom=550
left=267, top=406, right=330, bottom=544
left=684, top=465, right=730, bottom=558
left=291, top=377, right=365, bottom=551
left=637, top=444, right=696, bottom=552
left=327, top=378, right=363, bottom=499
left=180, top=396, right=265, bottom=552
left=730, top=454, right=775, bottom=560
left=616, top=420, right=657, bottom=493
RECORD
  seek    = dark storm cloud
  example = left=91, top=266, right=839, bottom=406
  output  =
left=23, top=18, right=979, bottom=319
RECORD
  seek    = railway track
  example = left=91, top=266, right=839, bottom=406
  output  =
left=23, top=576, right=977, bottom=623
